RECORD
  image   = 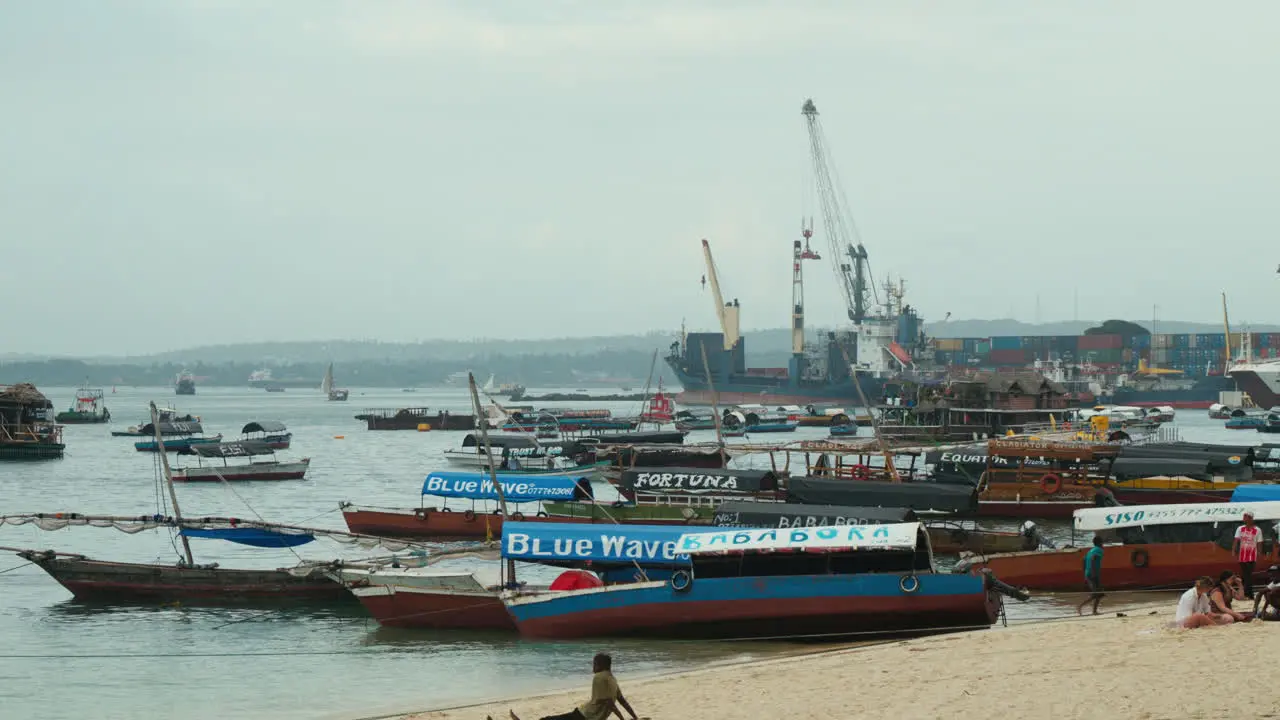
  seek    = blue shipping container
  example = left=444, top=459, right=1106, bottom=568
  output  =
left=992, top=336, right=1022, bottom=350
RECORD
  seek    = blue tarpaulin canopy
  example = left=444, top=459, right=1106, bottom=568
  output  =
left=420, top=471, right=588, bottom=502
left=180, top=527, right=316, bottom=548
left=500, top=521, right=717, bottom=567
left=1230, top=484, right=1280, bottom=503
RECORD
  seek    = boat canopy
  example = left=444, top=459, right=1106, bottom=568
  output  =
left=139, top=421, right=203, bottom=435
left=711, top=501, right=916, bottom=529
left=1073, top=501, right=1280, bottom=531
left=421, top=471, right=591, bottom=502
left=182, top=441, right=276, bottom=458
left=675, top=522, right=923, bottom=555
left=241, top=420, right=287, bottom=434
left=180, top=527, right=314, bottom=547
left=576, top=430, right=686, bottom=445
left=1230, top=485, right=1280, bottom=503
left=500, top=521, right=711, bottom=567
left=619, top=467, right=777, bottom=494
left=787, top=477, right=978, bottom=514
left=460, top=433, right=549, bottom=450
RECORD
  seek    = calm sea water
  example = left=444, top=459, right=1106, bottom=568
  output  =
left=0, top=387, right=1249, bottom=719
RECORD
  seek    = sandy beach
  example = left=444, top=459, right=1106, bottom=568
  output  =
left=398, top=605, right=1277, bottom=720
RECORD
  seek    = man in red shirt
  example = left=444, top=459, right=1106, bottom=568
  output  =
left=1233, top=512, right=1266, bottom=597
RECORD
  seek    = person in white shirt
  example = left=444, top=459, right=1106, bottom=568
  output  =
left=1253, top=565, right=1280, bottom=620
left=1176, top=576, right=1229, bottom=629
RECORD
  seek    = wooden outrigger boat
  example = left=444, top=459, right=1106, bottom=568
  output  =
left=172, top=440, right=310, bottom=482
left=955, top=501, right=1280, bottom=592
left=133, top=421, right=222, bottom=452
left=1, top=403, right=426, bottom=605
left=111, top=406, right=199, bottom=436
left=503, top=523, right=1022, bottom=640
left=238, top=420, right=292, bottom=449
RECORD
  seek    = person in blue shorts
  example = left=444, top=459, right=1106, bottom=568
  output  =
left=1077, top=535, right=1105, bottom=615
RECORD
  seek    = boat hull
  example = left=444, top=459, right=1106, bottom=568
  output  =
left=134, top=435, right=223, bottom=452
left=960, top=542, right=1274, bottom=592
left=19, top=552, right=351, bottom=604
left=172, top=459, right=310, bottom=482
left=506, top=574, right=998, bottom=640
left=342, top=507, right=694, bottom=540
left=54, top=412, right=110, bottom=424
left=351, top=585, right=512, bottom=630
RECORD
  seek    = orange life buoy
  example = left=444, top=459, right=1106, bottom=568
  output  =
left=463, top=509, right=477, bottom=522
left=1040, top=473, right=1063, bottom=494
left=1131, top=548, right=1149, bottom=568
left=850, top=464, right=870, bottom=481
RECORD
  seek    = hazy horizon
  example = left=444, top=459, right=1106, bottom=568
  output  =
left=4, top=1, right=1278, bottom=357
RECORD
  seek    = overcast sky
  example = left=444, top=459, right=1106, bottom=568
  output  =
left=3, top=1, right=1277, bottom=356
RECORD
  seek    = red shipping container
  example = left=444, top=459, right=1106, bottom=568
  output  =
left=1078, top=333, right=1123, bottom=350
left=989, top=349, right=1027, bottom=364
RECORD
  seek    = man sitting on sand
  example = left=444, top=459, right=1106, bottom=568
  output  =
left=504, top=653, right=639, bottom=720
left=1176, top=576, right=1233, bottom=628
left=1253, top=565, right=1280, bottom=621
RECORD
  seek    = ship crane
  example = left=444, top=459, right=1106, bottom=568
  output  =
left=701, top=239, right=740, bottom=352
left=792, top=225, right=821, bottom=354
left=801, top=98, right=877, bottom=324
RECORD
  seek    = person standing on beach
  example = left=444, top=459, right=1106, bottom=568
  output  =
left=1232, top=512, right=1264, bottom=597
left=504, top=653, right=639, bottom=720
left=1077, top=536, right=1105, bottom=616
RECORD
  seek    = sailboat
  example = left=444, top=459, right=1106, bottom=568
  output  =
left=482, top=374, right=497, bottom=394
left=323, top=363, right=349, bottom=401
left=2, top=403, right=422, bottom=605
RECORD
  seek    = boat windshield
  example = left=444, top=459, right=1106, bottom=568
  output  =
left=1114, top=520, right=1279, bottom=547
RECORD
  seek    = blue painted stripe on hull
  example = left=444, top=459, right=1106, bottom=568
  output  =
left=509, top=573, right=985, bottom=623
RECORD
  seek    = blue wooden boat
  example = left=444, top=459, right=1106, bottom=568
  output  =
left=1225, top=409, right=1265, bottom=430
left=133, top=421, right=222, bottom=452
left=503, top=523, right=1013, bottom=640
left=829, top=423, right=857, bottom=437
left=744, top=420, right=799, bottom=433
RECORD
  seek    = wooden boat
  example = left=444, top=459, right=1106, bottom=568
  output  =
left=710, top=500, right=1040, bottom=556
left=1259, top=410, right=1280, bottom=434
left=503, top=523, right=1014, bottom=640
left=340, top=523, right=695, bottom=630
left=14, top=550, right=348, bottom=603
left=1225, top=409, right=1265, bottom=429
left=443, top=432, right=564, bottom=469
left=357, top=407, right=476, bottom=431
left=172, top=441, right=310, bottom=482
left=55, top=386, right=111, bottom=424
left=829, top=423, right=857, bottom=437
left=133, top=421, right=222, bottom=452
left=323, top=363, right=349, bottom=401
left=0, top=383, right=64, bottom=460
left=111, top=407, right=199, bottom=436
left=673, top=410, right=717, bottom=431
left=239, top=420, right=292, bottom=449
left=4, top=405, right=428, bottom=605
left=341, top=469, right=631, bottom=540
left=954, top=501, right=1280, bottom=591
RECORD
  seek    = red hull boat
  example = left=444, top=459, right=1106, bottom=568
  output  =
left=341, top=506, right=690, bottom=540
left=351, top=584, right=513, bottom=630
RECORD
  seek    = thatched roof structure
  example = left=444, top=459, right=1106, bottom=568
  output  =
left=0, top=383, right=53, bottom=408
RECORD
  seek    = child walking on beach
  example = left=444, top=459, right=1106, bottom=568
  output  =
left=1232, top=512, right=1264, bottom=597
left=503, top=653, right=640, bottom=720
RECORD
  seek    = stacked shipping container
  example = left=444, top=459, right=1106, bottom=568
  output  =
left=928, top=331, right=1278, bottom=375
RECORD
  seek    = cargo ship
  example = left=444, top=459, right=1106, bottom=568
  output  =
left=669, top=100, right=930, bottom=407
left=1228, top=359, right=1280, bottom=409
left=666, top=238, right=928, bottom=406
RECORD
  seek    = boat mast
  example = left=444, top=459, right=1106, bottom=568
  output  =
left=150, top=401, right=194, bottom=566
left=467, top=373, right=515, bottom=585
left=699, top=345, right=727, bottom=465
left=1222, top=293, right=1233, bottom=372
